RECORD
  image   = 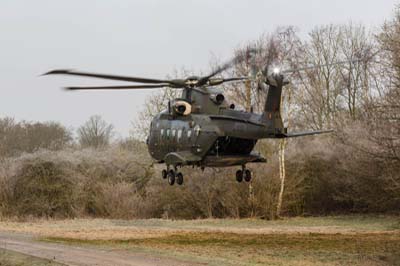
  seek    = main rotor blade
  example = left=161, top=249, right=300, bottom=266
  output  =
left=65, top=84, right=169, bottom=91
left=44, top=69, right=183, bottom=86
left=282, top=58, right=364, bottom=74
left=208, top=77, right=248, bottom=86
left=223, top=77, right=249, bottom=82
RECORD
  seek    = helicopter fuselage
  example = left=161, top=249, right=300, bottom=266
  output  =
left=147, top=87, right=275, bottom=168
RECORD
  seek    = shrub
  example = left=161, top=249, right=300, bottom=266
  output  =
left=12, top=160, right=78, bottom=218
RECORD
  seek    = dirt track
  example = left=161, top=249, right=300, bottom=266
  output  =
left=0, top=231, right=205, bottom=266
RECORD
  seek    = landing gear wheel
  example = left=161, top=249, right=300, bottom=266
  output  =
left=162, top=169, right=167, bottom=179
left=176, top=172, right=184, bottom=185
left=236, top=170, right=243, bottom=183
left=244, top=169, right=252, bottom=182
left=167, top=170, right=175, bottom=186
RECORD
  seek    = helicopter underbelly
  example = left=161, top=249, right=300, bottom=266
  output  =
left=201, top=152, right=266, bottom=167
left=206, top=136, right=257, bottom=156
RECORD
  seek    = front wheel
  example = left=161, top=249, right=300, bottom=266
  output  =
left=167, top=170, right=175, bottom=185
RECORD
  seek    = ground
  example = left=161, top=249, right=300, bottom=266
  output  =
left=0, top=248, right=64, bottom=266
left=0, top=216, right=399, bottom=266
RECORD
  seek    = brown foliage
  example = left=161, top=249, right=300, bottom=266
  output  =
left=10, top=160, right=78, bottom=218
left=0, top=117, right=72, bottom=157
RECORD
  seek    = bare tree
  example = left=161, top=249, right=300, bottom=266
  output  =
left=293, top=24, right=377, bottom=129
left=366, top=7, right=400, bottom=196
left=223, top=27, right=302, bottom=113
left=336, top=23, right=376, bottom=119
left=78, top=115, right=114, bottom=148
left=380, top=6, right=400, bottom=86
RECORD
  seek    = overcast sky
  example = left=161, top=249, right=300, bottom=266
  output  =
left=1, top=0, right=398, bottom=138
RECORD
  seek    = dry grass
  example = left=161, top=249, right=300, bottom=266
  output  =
left=46, top=231, right=400, bottom=266
left=0, top=216, right=399, bottom=266
left=0, top=248, right=64, bottom=266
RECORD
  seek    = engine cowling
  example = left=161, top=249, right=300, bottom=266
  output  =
left=210, top=93, right=225, bottom=105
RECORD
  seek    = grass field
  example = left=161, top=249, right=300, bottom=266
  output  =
left=0, top=248, right=64, bottom=266
left=0, top=216, right=399, bottom=266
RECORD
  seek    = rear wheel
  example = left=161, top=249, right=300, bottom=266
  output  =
left=167, top=170, right=175, bottom=186
left=236, top=170, right=243, bottom=183
left=176, top=172, right=184, bottom=185
left=244, top=169, right=252, bottom=182
left=162, top=169, right=167, bottom=179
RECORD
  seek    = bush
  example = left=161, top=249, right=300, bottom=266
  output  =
left=0, top=147, right=153, bottom=219
left=12, top=160, right=78, bottom=218
left=100, top=182, right=143, bottom=218
left=0, top=128, right=398, bottom=220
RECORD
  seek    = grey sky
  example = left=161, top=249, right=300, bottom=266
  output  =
left=1, top=0, right=397, bottom=138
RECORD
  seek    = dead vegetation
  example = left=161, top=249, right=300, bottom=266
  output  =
left=0, top=216, right=393, bottom=266
left=0, top=248, right=64, bottom=266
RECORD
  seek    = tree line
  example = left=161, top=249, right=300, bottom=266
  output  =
left=0, top=115, right=114, bottom=157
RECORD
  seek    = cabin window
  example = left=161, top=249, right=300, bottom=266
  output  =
left=194, top=125, right=201, bottom=136
left=172, top=129, right=176, bottom=138
left=161, top=129, right=164, bottom=137
left=177, top=129, right=182, bottom=141
left=187, top=130, right=192, bottom=139
left=166, top=129, right=170, bottom=138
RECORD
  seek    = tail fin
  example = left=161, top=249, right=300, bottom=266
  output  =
left=260, top=75, right=333, bottom=139
left=261, top=75, right=286, bottom=133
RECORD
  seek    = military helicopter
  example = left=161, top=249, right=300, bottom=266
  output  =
left=44, top=52, right=344, bottom=186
